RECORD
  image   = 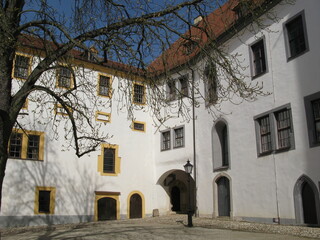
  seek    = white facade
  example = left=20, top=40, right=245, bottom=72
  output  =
left=1, top=0, right=320, bottom=227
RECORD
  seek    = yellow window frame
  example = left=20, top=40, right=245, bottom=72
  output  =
left=10, top=129, right=45, bottom=161
left=12, top=52, right=33, bottom=81
left=97, top=73, right=112, bottom=98
left=54, top=103, right=73, bottom=116
left=97, top=143, right=121, bottom=176
left=132, top=120, right=146, bottom=132
left=34, top=186, right=56, bottom=215
left=95, top=111, right=111, bottom=123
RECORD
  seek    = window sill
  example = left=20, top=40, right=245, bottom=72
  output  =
left=161, top=148, right=171, bottom=152
left=173, top=145, right=185, bottom=149
left=251, top=71, right=267, bottom=80
left=213, top=166, right=229, bottom=172
left=287, top=49, right=309, bottom=62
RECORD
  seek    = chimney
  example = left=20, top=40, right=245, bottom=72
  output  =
left=193, top=16, right=203, bottom=25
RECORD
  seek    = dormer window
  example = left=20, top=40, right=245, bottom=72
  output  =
left=233, top=1, right=250, bottom=20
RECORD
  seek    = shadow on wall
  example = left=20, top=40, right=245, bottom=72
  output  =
left=2, top=145, right=103, bottom=228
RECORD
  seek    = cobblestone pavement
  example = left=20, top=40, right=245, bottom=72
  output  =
left=1, top=215, right=320, bottom=240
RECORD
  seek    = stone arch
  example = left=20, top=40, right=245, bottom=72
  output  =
left=212, top=119, right=230, bottom=171
left=213, top=173, right=233, bottom=217
left=294, top=175, right=320, bottom=226
left=127, top=191, right=145, bottom=219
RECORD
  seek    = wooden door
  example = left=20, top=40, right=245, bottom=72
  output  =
left=130, top=194, right=142, bottom=219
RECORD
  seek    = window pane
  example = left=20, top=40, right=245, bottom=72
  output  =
left=9, top=133, right=23, bottom=158
left=14, top=55, right=30, bottom=79
left=103, top=148, right=115, bottom=173
left=259, top=116, right=272, bottom=152
left=167, top=81, right=176, bottom=101
left=204, top=63, right=217, bottom=104
left=276, top=109, right=291, bottom=149
left=179, top=78, right=188, bottom=97
left=162, top=131, right=170, bottom=150
left=27, top=135, right=40, bottom=160
left=99, top=75, right=110, bottom=96
left=133, top=122, right=145, bottom=131
left=133, top=84, right=145, bottom=104
left=312, top=99, right=320, bottom=142
left=58, top=68, right=72, bottom=88
left=174, top=128, right=184, bottom=148
left=38, top=190, right=51, bottom=213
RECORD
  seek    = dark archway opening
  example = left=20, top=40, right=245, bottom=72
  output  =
left=171, top=186, right=181, bottom=211
left=97, top=197, right=117, bottom=221
left=130, top=194, right=142, bottom=219
left=302, top=182, right=318, bottom=224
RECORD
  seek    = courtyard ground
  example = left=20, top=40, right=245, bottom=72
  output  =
left=1, top=214, right=320, bottom=240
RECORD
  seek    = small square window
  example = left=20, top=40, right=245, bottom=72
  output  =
left=98, top=75, right=111, bottom=97
left=96, top=111, right=111, bottom=123
left=284, top=11, right=309, bottom=60
left=255, top=104, right=294, bottom=156
left=57, top=67, right=72, bottom=88
left=161, top=130, right=171, bottom=151
left=304, top=92, right=320, bottom=147
left=14, top=54, right=31, bottom=80
left=250, top=39, right=267, bottom=77
left=132, top=121, right=145, bottom=132
left=133, top=83, right=145, bottom=104
left=173, top=127, right=184, bottom=148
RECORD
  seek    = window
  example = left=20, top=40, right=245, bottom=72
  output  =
left=204, top=62, right=218, bottom=104
left=284, top=11, right=309, bottom=59
left=212, top=120, right=229, bottom=170
left=167, top=80, right=176, bottom=101
left=133, top=83, right=145, bottom=104
left=13, top=54, right=31, bottom=80
left=250, top=39, right=267, bottom=77
left=57, top=67, right=72, bottom=88
left=9, top=129, right=45, bottom=160
left=304, top=92, right=320, bottom=147
left=98, top=74, right=111, bottom=97
left=161, top=130, right=171, bottom=151
left=254, top=104, right=294, bottom=156
left=173, top=127, right=184, bottom=148
left=98, top=144, right=121, bottom=176
left=132, top=121, right=146, bottom=132
left=179, top=77, right=188, bottom=97
left=34, top=187, right=56, bottom=214
left=96, top=111, right=111, bottom=123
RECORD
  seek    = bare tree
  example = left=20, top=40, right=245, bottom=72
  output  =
left=0, top=0, right=293, bottom=210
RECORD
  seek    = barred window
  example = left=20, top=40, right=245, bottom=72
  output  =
left=14, top=55, right=30, bottom=79
left=133, top=83, right=145, bottom=104
left=9, top=132, right=23, bottom=158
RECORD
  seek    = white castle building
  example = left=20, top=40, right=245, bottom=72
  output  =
left=1, top=0, right=320, bottom=227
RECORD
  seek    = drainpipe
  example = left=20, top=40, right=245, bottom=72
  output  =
left=191, top=68, right=198, bottom=217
